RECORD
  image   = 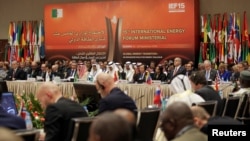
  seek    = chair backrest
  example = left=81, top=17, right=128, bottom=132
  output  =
left=71, top=117, right=95, bottom=141
left=222, top=96, right=241, bottom=119
left=193, top=100, right=218, bottom=117
left=237, top=93, right=250, bottom=118
left=135, top=108, right=161, bottom=141
left=15, top=129, right=40, bottom=141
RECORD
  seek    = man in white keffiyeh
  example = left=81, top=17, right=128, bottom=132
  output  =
left=107, top=61, right=119, bottom=80
left=89, top=63, right=102, bottom=82
left=123, top=61, right=135, bottom=82
left=167, top=74, right=205, bottom=107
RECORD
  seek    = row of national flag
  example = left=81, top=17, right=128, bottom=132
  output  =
left=5, top=20, right=45, bottom=63
left=199, top=11, right=250, bottom=65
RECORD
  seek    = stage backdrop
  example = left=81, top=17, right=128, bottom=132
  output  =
left=44, top=0, right=199, bottom=64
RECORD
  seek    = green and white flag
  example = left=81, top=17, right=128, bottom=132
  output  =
left=52, top=9, right=63, bottom=18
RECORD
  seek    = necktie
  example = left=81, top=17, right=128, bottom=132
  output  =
left=71, top=70, right=74, bottom=76
left=12, top=70, right=16, bottom=78
left=173, top=68, right=177, bottom=75
left=206, top=71, right=209, bottom=80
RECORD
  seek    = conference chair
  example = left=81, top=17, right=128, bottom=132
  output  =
left=192, top=100, right=218, bottom=117
left=15, top=129, right=40, bottom=141
left=135, top=108, right=161, bottom=141
left=71, top=117, right=95, bottom=141
left=237, top=93, right=250, bottom=125
left=222, top=96, right=241, bottom=119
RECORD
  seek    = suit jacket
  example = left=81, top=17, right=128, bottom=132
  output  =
left=172, top=126, right=207, bottom=141
left=66, top=69, right=77, bottom=79
left=5, top=68, right=26, bottom=80
left=52, top=71, right=64, bottom=79
left=167, top=66, right=186, bottom=83
left=152, top=72, right=167, bottom=82
left=201, top=116, right=243, bottom=135
left=27, top=68, right=41, bottom=78
left=0, top=107, right=26, bottom=130
left=202, top=69, right=217, bottom=81
left=133, top=72, right=147, bottom=83
left=98, top=87, right=137, bottom=114
left=195, top=85, right=223, bottom=116
left=44, top=97, right=88, bottom=141
left=37, top=71, right=46, bottom=80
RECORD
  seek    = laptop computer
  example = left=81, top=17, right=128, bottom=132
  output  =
left=1, top=92, right=19, bottom=115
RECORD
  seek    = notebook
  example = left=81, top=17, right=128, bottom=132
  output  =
left=1, top=92, right=19, bottom=115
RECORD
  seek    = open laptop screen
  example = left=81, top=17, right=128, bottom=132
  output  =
left=1, top=92, right=18, bottom=115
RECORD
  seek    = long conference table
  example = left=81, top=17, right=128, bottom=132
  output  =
left=6, top=81, right=234, bottom=109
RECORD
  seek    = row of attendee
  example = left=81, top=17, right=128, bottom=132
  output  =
left=0, top=57, right=246, bottom=84
left=1, top=69, right=248, bottom=141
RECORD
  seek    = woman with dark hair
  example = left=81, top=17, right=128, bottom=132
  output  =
left=152, top=65, right=167, bottom=82
left=218, top=63, right=231, bottom=81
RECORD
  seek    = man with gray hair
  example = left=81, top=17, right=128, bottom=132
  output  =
left=203, top=60, right=217, bottom=81
left=166, top=57, right=186, bottom=83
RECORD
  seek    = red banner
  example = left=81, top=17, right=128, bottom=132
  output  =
left=44, top=0, right=199, bottom=63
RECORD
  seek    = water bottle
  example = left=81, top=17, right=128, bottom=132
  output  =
left=219, top=90, right=223, bottom=99
left=83, top=106, right=89, bottom=116
left=161, top=98, right=167, bottom=111
left=88, top=74, right=93, bottom=82
left=21, top=108, right=33, bottom=129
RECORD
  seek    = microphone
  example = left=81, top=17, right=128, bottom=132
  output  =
left=134, top=95, right=145, bottom=102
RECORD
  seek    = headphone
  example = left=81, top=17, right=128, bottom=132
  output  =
left=97, top=80, right=105, bottom=90
left=177, top=75, right=187, bottom=91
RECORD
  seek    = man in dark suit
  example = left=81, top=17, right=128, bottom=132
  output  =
left=166, top=57, right=186, bottom=83
left=5, top=61, right=26, bottom=81
left=191, top=106, right=242, bottom=135
left=27, top=61, right=41, bottom=79
left=36, top=63, right=47, bottom=81
left=0, top=88, right=26, bottom=130
left=203, top=60, right=217, bottom=81
left=95, top=72, right=137, bottom=115
left=133, top=64, right=147, bottom=83
left=66, top=62, right=77, bottom=79
left=36, top=82, right=88, bottom=141
left=189, top=71, right=223, bottom=116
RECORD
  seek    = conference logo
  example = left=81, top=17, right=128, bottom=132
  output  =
left=168, top=2, right=185, bottom=13
left=52, top=8, right=63, bottom=18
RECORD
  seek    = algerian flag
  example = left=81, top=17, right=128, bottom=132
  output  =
left=52, top=9, right=63, bottom=18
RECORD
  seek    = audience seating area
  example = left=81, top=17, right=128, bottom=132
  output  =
left=192, top=100, right=218, bottom=117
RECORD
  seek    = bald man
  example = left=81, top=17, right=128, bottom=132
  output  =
left=95, top=72, right=137, bottom=115
left=160, top=101, right=207, bottom=141
left=114, top=108, right=137, bottom=140
left=88, top=112, right=132, bottom=141
left=36, top=82, right=88, bottom=141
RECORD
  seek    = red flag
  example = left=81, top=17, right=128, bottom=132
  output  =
left=146, top=71, right=152, bottom=84
left=153, top=85, right=162, bottom=107
left=215, top=71, right=220, bottom=91
left=114, top=71, right=118, bottom=82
